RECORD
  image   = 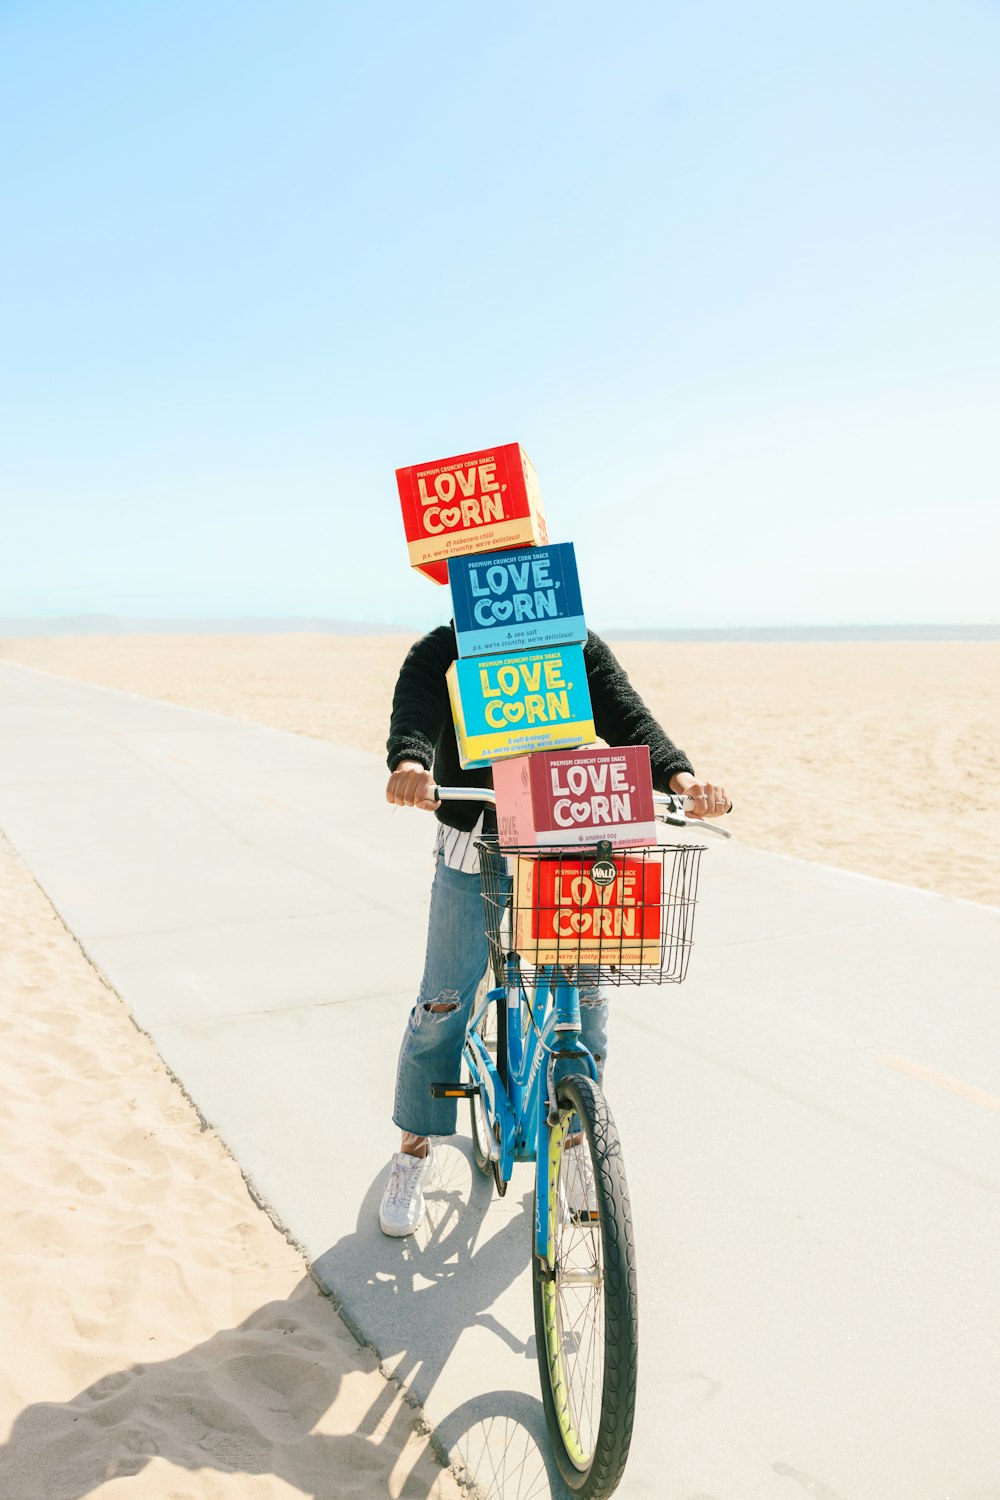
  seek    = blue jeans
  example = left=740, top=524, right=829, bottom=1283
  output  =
left=393, top=848, right=610, bottom=1138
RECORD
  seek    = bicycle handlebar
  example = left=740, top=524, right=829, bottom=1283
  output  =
left=431, top=786, right=733, bottom=839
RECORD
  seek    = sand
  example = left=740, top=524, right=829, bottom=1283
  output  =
left=0, top=833, right=464, bottom=1499
left=0, top=631, right=997, bottom=1496
left=2, top=633, right=997, bottom=906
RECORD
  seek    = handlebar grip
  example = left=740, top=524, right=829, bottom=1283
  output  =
left=432, top=785, right=497, bottom=804
left=678, top=793, right=733, bottom=815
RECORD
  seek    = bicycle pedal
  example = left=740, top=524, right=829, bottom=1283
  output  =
left=429, top=1082, right=480, bottom=1099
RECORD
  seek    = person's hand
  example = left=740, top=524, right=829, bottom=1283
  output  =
left=669, top=771, right=731, bottom=819
left=386, top=760, right=440, bottom=812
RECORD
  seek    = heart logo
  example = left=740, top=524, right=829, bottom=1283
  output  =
left=438, top=507, right=461, bottom=529
left=491, top=600, right=513, bottom=620
left=571, top=802, right=591, bottom=822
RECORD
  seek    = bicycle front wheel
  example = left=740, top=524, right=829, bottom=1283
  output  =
left=532, top=1074, right=638, bottom=1499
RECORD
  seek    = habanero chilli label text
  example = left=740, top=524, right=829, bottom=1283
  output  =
left=513, top=855, right=662, bottom=966
left=446, top=645, right=595, bottom=769
left=396, top=443, right=548, bottom=585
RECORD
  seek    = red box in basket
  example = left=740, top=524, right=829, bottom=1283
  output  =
left=513, top=853, right=662, bottom=965
left=494, top=746, right=656, bottom=849
left=396, top=442, right=548, bottom=585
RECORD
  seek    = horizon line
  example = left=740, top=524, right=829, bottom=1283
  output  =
left=1, top=615, right=998, bottom=643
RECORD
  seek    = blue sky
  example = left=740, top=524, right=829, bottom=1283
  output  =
left=2, top=0, right=997, bottom=629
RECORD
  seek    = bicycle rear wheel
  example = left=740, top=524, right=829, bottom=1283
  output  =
left=466, top=980, right=507, bottom=1195
left=532, top=1074, right=638, bottom=1499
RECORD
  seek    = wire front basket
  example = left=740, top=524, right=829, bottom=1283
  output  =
left=477, top=838, right=704, bottom=988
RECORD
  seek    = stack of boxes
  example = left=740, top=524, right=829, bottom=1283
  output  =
left=446, top=549, right=594, bottom=768
left=396, top=441, right=662, bottom=967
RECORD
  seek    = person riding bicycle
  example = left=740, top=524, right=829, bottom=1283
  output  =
left=380, top=623, right=729, bottom=1235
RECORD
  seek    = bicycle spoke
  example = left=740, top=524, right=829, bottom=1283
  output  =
left=548, top=1117, right=606, bottom=1463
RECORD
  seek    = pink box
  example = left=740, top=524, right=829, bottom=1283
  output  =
left=493, top=746, right=657, bottom=849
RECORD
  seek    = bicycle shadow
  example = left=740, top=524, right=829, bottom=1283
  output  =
left=435, top=1388, right=573, bottom=1500
left=0, top=1275, right=449, bottom=1500
left=313, top=1139, right=574, bottom=1500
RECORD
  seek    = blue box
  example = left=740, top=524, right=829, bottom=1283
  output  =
left=448, top=542, right=586, bottom=658
left=446, top=644, right=595, bottom=769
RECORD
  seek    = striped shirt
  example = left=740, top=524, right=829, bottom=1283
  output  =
left=435, top=813, right=486, bottom=875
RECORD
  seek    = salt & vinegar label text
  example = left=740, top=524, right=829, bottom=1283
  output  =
left=446, top=645, right=595, bottom=768
left=397, top=443, right=548, bottom=585
left=449, top=542, right=585, bottom=657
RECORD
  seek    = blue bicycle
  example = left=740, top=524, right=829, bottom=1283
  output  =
left=430, top=787, right=723, bottom=1499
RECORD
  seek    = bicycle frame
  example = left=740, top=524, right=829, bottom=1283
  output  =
left=464, top=955, right=599, bottom=1265
left=427, top=780, right=725, bottom=1494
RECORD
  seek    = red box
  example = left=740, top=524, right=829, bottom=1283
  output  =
left=396, top=442, right=548, bottom=585
left=493, top=746, right=656, bottom=849
left=513, top=853, right=663, bottom=966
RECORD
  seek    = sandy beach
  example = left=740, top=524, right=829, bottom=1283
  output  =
left=0, top=829, right=462, bottom=1498
left=2, top=633, right=997, bottom=906
left=1, top=632, right=997, bottom=1497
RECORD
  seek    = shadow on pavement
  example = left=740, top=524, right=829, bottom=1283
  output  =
left=313, top=1140, right=574, bottom=1500
left=435, top=1389, right=572, bottom=1500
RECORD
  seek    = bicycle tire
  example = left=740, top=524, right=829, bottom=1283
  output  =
left=467, top=984, right=503, bottom=1189
left=532, top=1074, right=638, bottom=1499
left=469, top=1085, right=493, bottom=1178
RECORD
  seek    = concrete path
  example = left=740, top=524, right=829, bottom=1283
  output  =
left=1, top=659, right=999, bottom=1500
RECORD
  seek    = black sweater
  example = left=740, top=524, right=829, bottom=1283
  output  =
left=386, top=626, right=695, bottom=832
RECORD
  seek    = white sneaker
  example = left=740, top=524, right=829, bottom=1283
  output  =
left=379, top=1149, right=433, bottom=1237
left=561, top=1140, right=598, bottom=1221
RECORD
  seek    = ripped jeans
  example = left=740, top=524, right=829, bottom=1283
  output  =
left=393, top=847, right=610, bottom=1138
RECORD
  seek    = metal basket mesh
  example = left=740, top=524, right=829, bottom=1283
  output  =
left=477, top=838, right=704, bottom=988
